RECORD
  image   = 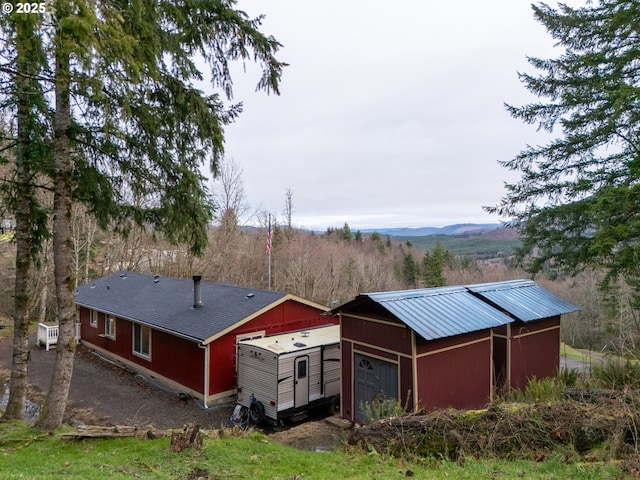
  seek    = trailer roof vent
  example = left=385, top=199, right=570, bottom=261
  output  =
left=294, top=342, right=306, bottom=348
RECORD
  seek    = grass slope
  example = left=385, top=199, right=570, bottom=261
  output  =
left=0, top=423, right=628, bottom=479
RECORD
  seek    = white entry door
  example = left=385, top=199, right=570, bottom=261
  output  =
left=294, top=356, right=309, bottom=408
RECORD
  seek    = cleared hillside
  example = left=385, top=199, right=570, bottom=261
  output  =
left=393, top=228, right=520, bottom=259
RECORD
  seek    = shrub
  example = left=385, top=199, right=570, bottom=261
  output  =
left=558, top=367, right=580, bottom=388
left=502, top=376, right=566, bottom=403
left=592, top=360, right=640, bottom=389
left=360, top=396, right=404, bottom=423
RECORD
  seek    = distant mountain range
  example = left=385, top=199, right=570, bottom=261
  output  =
left=360, top=223, right=504, bottom=237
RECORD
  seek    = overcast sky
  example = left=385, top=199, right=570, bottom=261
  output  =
left=220, top=0, right=568, bottom=231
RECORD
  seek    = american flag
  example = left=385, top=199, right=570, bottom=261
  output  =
left=266, top=215, right=273, bottom=254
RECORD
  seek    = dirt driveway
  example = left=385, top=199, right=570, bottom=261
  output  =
left=0, top=331, right=344, bottom=450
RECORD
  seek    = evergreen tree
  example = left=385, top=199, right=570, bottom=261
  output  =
left=340, top=223, right=353, bottom=242
left=1, top=0, right=285, bottom=430
left=489, top=1, right=640, bottom=289
left=0, top=12, right=51, bottom=422
left=423, top=241, right=448, bottom=287
left=402, top=253, right=419, bottom=288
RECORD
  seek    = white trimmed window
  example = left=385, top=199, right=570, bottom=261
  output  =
left=133, top=323, right=151, bottom=359
left=105, top=315, right=116, bottom=339
left=89, top=310, right=97, bottom=328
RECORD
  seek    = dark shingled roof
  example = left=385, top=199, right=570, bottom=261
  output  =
left=74, top=271, right=288, bottom=343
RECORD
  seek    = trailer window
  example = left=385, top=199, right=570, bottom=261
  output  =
left=297, top=359, right=307, bottom=379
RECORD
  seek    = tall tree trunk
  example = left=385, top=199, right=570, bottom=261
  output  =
left=35, top=46, right=75, bottom=431
left=2, top=15, right=39, bottom=422
left=37, top=244, right=50, bottom=324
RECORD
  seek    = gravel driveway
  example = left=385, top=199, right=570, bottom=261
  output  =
left=0, top=331, right=234, bottom=429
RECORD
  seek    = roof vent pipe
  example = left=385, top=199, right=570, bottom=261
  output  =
left=193, top=274, right=202, bottom=308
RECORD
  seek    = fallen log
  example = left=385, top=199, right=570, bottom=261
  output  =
left=59, top=425, right=168, bottom=440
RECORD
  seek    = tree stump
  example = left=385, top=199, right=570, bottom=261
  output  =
left=170, top=424, right=203, bottom=453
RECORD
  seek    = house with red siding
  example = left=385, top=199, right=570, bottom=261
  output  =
left=74, top=271, right=333, bottom=407
left=332, top=280, right=579, bottom=424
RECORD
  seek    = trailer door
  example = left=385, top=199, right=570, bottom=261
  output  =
left=294, top=356, right=309, bottom=408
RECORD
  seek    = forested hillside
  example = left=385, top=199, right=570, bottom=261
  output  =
left=0, top=219, right=636, bottom=356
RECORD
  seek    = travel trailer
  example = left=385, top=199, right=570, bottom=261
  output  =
left=233, top=325, right=340, bottom=426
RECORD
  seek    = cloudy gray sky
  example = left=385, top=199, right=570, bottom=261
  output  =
left=221, top=0, right=568, bottom=231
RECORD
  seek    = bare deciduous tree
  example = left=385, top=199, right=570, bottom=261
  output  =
left=211, top=157, right=250, bottom=233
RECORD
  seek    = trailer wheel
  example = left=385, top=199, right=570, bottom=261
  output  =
left=249, top=400, right=265, bottom=425
left=328, top=395, right=340, bottom=415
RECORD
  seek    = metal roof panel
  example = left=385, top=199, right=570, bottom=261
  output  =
left=366, top=287, right=513, bottom=341
left=466, top=279, right=580, bottom=322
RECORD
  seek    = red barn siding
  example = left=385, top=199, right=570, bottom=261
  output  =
left=510, top=316, right=560, bottom=390
left=353, top=344, right=398, bottom=362
left=416, top=330, right=492, bottom=410
left=340, top=313, right=415, bottom=422
left=341, top=314, right=412, bottom=356
left=341, top=339, right=353, bottom=419
left=399, top=355, right=414, bottom=411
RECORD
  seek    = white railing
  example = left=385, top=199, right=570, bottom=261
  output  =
left=38, top=323, right=59, bottom=351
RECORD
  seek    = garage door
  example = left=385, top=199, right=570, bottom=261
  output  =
left=354, top=353, right=398, bottom=423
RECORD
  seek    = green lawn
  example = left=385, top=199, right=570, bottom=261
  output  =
left=0, top=422, right=629, bottom=479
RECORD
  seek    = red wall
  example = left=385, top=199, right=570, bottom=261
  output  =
left=79, top=307, right=204, bottom=392
left=207, top=300, right=334, bottom=396
left=340, top=339, right=353, bottom=419
left=416, top=330, right=492, bottom=410
left=339, top=309, right=494, bottom=420
left=340, top=314, right=414, bottom=422
left=341, top=314, right=412, bottom=356
left=79, top=299, right=333, bottom=399
left=509, top=317, right=561, bottom=389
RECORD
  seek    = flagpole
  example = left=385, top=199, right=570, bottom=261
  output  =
left=267, top=214, right=272, bottom=290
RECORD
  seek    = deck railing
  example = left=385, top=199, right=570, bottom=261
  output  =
left=37, top=323, right=81, bottom=351
left=38, top=323, right=59, bottom=351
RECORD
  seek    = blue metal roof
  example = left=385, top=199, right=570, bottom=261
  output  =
left=366, top=286, right=514, bottom=341
left=466, top=279, right=580, bottom=322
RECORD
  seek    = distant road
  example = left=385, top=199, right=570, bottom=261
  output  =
left=561, top=352, right=606, bottom=372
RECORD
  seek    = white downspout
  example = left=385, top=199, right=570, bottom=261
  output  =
left=199, top=342, right=209, bottom=409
